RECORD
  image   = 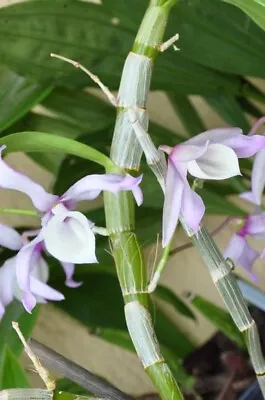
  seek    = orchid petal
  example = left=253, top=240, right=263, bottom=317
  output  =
left=224, top=233, right=245, bottom=261
left=60, top=262, right=82, bottom=288
left=62, top=173, right=143, bottom=203
left=0, top=300, right=5, bottom=319
left=22, top=292, right=37, bottom=313
left=185, top=128, right=243, bottom=146
left=43, top=207, right=97, bottom=264
left=170, top=142, right=209, bottom=163
left=222, top=134, right=265, bottom=158
left=187, top=144, right=241, bottom=180
left=16, top=233, right=44, bottom=296
left=162, top=160, right=184, bottom=247
left=0, top=147, right=57, bottom=212
left=181, top=185, right=205, bottom=232
left=30, top=276, right=64, bottom=302
left=0, top=257, right=16, bottom=306
left=132, top=186, right=143, bottom=206
left=0, top=223, right=22, bottom=250
left=244, top=213, right=265, bottom=236
left=224, top=234, right=259, bottom=280
left=240, top=148, right=265, bottom=205
left=185, top=128, right=265, bottom=158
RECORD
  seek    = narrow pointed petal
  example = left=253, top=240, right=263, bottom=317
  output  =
left=0, top=300, right=5, bottom=319
left=170, top=142, right=209, bottom=163
left=224, top=234, right=259, bottom=280
left=181, top=185, right=205, bottom=232
left=222, top=134, right=265, bottom=158
left=244, top=213, right=265, bottom=236
left=43, top=207, right=97, bottom=264
left=240, top=148, right=265, bottom=205
left=60, top=262, right=82, bottom=288
left=132, top=186, right=143, bottom=206
left=16, top=233, right=44, bottom=295
left=62, top=173, right=143, bottom=202
left=185, top=128, right=265, bottom=158
left=162, top=161, right=184, bottom=247
left=0, top=223, right=22, bottom=250
left=0, top=147, right=57, bottom=212
left=224, top=233, right=245, bottom=261
left=187, top=144, right=241, bottom=180
left=22, top=292, right=37, bottom=313
left=0, top=257, right=16, bottom=306
left=30, top=277, right=65, bottom=301
left=185, top=128, right=242, bottom=146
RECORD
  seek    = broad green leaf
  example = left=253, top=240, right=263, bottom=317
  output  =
left=42, top=88, right=115, bottom=132
left=5, top=113, right=82, bottom=173
left=154, top=285, right=196, bottom=320
left=0, top=346, right=29, bottom=389
left=167, top=94, right=206, bottom=136
left=205, top=94, right=251, bottom=132
left=0, top=0, right=243, bottom=95
left=0, top=64, right=52, bottom=132
left=0, top=301, right=39, bottom=358
left=223, top=0, right=265, bottom=32
left=167, top=0, right=265, bottom=78
left=0, top=132, right=111, bottom=169
left=94, top=327, right=195, bottom=391
left=191, top=294, right=246, bottom=350
left=51, top=272, right=194, bottom=358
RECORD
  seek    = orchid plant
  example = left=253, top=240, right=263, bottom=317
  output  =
left=2, top=0, right=265, bottom=399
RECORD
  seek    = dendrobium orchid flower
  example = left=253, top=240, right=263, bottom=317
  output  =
left=0, top=224, right=73, bottom=317
left=224, top=213, right=265, bottom=281
left=0, top=146, right=143, bottom=312
left=161, top=128, right=265, bottom=246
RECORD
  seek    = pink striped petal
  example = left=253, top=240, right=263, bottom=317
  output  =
left=0, top=146, right=57, bottom=212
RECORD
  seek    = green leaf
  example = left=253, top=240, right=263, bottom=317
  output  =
left=0, top=0, right=243, bottom=95
left=5, top=113, right=82, bottom=173
left=167, top=93, right=206, bottom=136
left=51, top=272, right=194, bottom=358
left=0, top=131, right=111, bottom=169
left=205, top=93, right=251, bottom=132
left=154, top=285, right=196, bottom=320
left=167, top=0, right=265, bottom=78
left=190, top=294, right=246, bottom=350
left=0, top=301, right=39, bottom=358
left=0, top=346, right=29, bottom=389
left=42, top=88, right=115, bottom=132
left=223, top=0, right=265, bottom=32
left=0, top=64, right=52, bottom=132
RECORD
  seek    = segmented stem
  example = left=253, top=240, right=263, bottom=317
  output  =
left=182, top=222, right=265, bottom=395
left=104, top=1, right=184, bottom=399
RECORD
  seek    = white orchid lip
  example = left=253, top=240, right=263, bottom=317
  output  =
left=187, top=144, right=241, bottom=180
left=43, top=207, right=97, bottom=264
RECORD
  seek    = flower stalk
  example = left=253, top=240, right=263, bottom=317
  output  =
left=182, top=221, right=265, bottom=395
left=104, top=1, right=184, bottom=399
